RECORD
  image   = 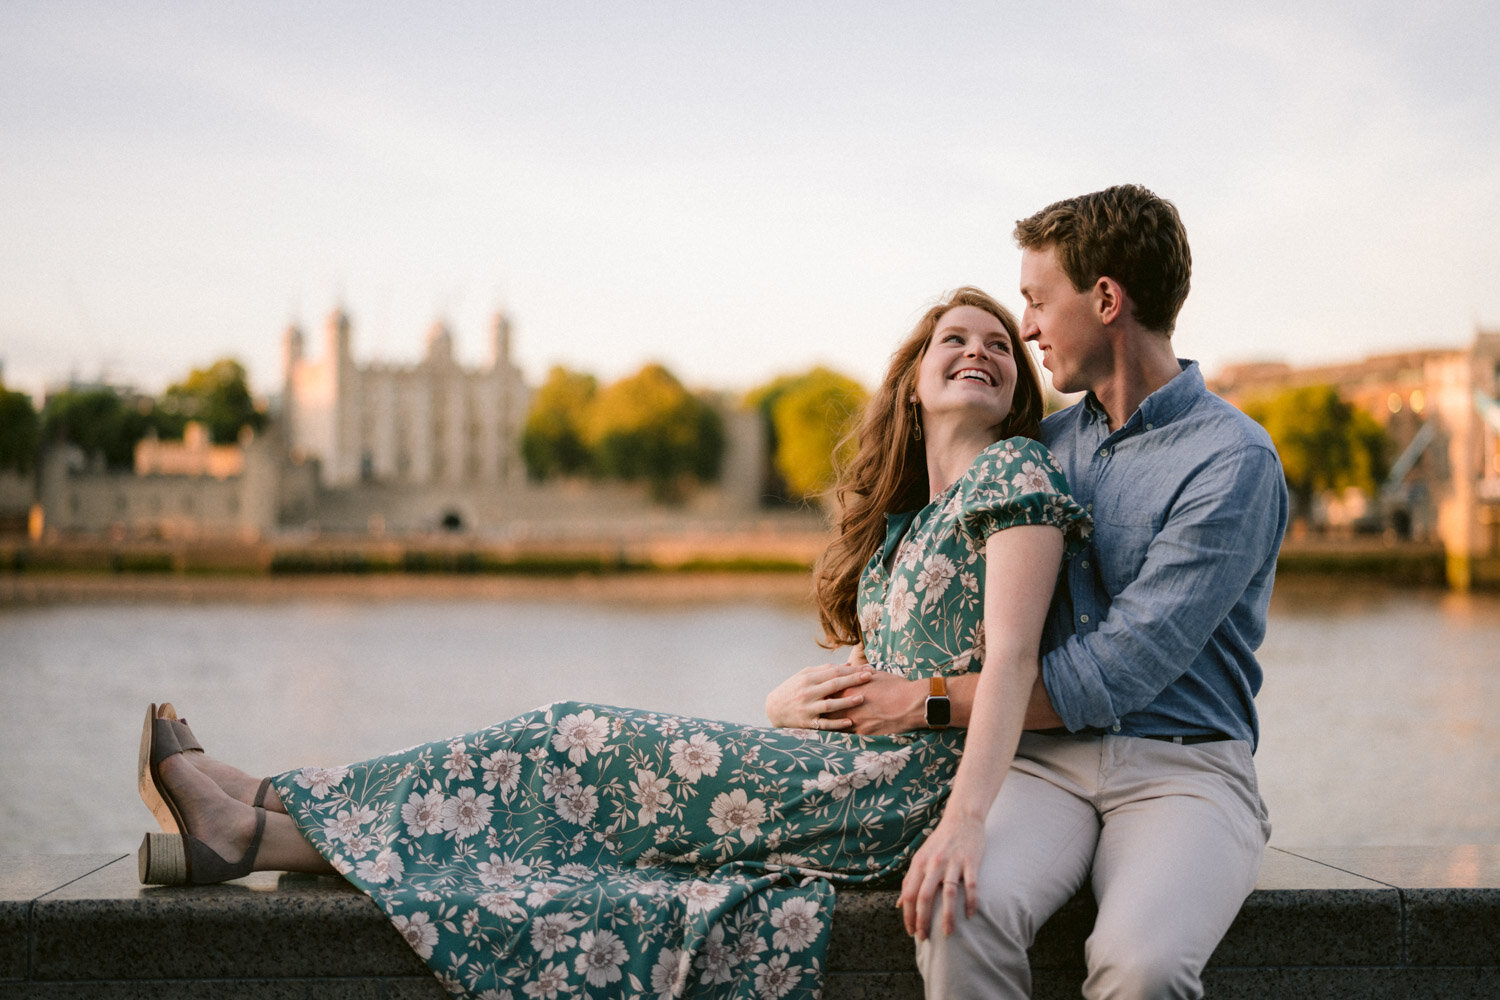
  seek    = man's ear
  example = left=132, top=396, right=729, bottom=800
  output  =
left=1094, top=276, right=1126, bottom=325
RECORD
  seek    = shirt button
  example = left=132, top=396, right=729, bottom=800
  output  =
left=1145, top=422, right=1154, bottom=430
left=1079, top=614, right=1090, bottom=624
left=1081, top=559, right=1090, bottom=569
left=1111, top=724, right=1121, bottom=733
left=1099, top=448, right=1110, bottom=458
left=1086, top=503, right=1094, bottom=512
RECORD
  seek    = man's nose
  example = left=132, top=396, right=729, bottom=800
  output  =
left=1020, top=314, right=1039, bottom=342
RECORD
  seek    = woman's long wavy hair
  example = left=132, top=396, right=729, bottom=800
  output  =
left=813, top=286, right=1044, bottom=648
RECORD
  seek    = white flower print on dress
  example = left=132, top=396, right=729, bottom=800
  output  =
left=292, top=765, right=348, bottom=799
left=802, top=767, right=870, bottom=800
left=853, top=746, right=912, bottom=785
left=476, top=854, right=532, bottom=887
left=680, top=879, right=732, bottom=915
left=356, top=848, right=404, bottom=885
left=526, top=883, right=568, bottom=907
left=554, top=783, right=599, bottom=826
left=915, top=553, right=957, bottom=611
left=731, top=929, right=763, bottom=965
left=391, top=912, right=437, bottom=959
left=695, top=924, right=735, bottom=984
left=575, top=929, right=628, bottom=987
left=341, top=833, right=374, bottom=857
left=630, top=768, right=674, bottom=824
left=321, top=805, right=376, bottom=843
left=441, top=787, right=494, bottom=840
left=401, top=789, right=446, bottom=838
left=650, top=947, right=689, bottom=999
left=885, top=576, right=918, bottom=632
left=770, top=896, right=822, bottom=951
left=754, top=953, right=801, bottom=998
left=553, top=708, right=610, bottom=765
left=443, top=740, right=475, bottom=781
left=858, top=602, right=883, bottom=640
left=1011, top=460, right=1054, bottom=494
left=895, top=536, right=923, bottom=572
left=540, top=764, right=582, bottom=800
left=481, top=750, right=522, bottom=798
left=475, top=891, right=525, bottom=921
left=530, top=912, right=580, bottom=959
left=955, top=620, right=985, bottom=671
left=668, top=732, right=723, bottom=782
left=521, top=962, right=569, bottom=1000
left=707, top=788, right=767, bottom=841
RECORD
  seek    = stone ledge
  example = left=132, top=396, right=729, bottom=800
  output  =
left=2, top=847, right=1497, bottom=999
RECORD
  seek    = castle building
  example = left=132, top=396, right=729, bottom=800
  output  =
left=282, top=308, right=530, bottom=490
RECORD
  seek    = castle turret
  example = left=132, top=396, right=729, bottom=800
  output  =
left=425, top=320, right=455, bottom=366
left=324, top=308, right=351, bottom=365
left=490, top=311, right=513, bottom=373
left=280, top=322, right=304, bottom=430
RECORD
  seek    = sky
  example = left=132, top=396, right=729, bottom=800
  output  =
left=2, top=1, right=1498, bottom=401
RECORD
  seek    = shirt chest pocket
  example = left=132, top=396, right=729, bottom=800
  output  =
left=1091, top=508, right=1161, bottom=597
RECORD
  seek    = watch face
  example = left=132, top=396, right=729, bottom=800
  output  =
left=926, top=696, right=951, bottom=728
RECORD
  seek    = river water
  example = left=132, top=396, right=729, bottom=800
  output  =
left=1, top=573, right=1496, bottom=854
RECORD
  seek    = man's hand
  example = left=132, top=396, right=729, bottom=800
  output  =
left=823, top=671, right=925, bottom=735
left=765, top=657, right=873, bottom=730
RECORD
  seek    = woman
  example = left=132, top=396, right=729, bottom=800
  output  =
left=138, top=286, right=1089, bottom=1000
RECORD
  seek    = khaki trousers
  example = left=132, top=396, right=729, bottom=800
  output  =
left=916, top=732, right=1271, bottom=1000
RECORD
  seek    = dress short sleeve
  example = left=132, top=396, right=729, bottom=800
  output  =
left=954, top=437, right=1091, bottom=556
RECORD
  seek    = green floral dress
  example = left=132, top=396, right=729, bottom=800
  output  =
left=275, top=437, right=1088, bottom=1000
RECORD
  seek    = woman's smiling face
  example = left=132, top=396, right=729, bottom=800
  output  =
left=912, top=304, right=1018, bottom=435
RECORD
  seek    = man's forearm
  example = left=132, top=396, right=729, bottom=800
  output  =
left=943, top=673, right=1065, bottom=731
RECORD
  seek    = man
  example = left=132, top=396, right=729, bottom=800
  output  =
left=810, top=184, right=1287, bottom=998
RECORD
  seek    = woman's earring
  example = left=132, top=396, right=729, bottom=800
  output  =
left=911, top=404, right=923, bottom=440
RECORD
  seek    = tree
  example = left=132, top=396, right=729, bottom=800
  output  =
left=1242, top=384, right=1390, bottom=520
left=747, top=367, right=867, bottom=501
left=158, top=358, right=264, bottom=444
left=40, top=387, right=155, bottom=470
left=0, top=382, right=39, bottom=473
left=521, top=366, right=598, bottom=480
left=585, top=363, right=724, bottom=501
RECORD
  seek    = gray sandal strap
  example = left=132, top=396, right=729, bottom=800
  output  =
left=150, top=718, right=184, bottom=764
left=169, top=718, right=203, bottom=754
left=185, top=805, right=266, bottom=884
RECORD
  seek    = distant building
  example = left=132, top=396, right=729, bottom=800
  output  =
left=135, top=422, right=246, bottom=479
left=1215, top=330, right=1500, bottom=586
left=282, top=308, right=529, bottom=490
left=36, top=423, right=314, bottom=542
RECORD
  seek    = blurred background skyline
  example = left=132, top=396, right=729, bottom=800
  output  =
left=3, top=0, right=1498, bottom=398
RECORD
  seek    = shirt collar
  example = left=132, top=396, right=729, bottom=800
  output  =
left=1081, top=359, right=1203, bottom=430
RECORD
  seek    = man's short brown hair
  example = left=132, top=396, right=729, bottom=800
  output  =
left=1014, top=184, right=1191, bottom=334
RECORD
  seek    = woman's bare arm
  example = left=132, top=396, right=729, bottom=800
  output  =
left=896, top=523, right=1064, bottom=940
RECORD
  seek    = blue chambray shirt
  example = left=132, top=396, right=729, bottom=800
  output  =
left=1038, top=361, right=1288, bottom=750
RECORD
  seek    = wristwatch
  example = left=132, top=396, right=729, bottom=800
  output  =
left=924, top=675, right=951, bottom=730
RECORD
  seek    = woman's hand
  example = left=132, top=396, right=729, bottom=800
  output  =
left=898, top=809, right=986, bottom=941
left=765, top=654, right=873, bottom=730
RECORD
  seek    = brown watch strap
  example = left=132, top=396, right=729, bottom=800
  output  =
left=929, top=676, right=947, bottom=698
